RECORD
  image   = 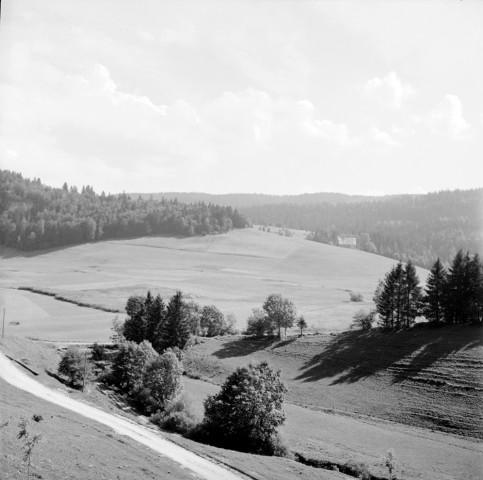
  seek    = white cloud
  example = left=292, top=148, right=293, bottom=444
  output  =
left=363, top=71, right=414, bottom=109
left=423, top=94, right=470, bottom=139
left=368, top=126, right=401, bottom=148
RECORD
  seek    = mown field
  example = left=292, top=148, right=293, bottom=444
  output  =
left=0, top=227, right=428, bottom=341
left=185, top=326, right=483, bottom=439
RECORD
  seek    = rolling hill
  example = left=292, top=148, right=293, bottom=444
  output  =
left=0, top=227, right=427, bottom=342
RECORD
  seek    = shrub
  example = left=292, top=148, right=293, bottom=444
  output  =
left=91, top=342, right=106, bottom=361
left=351, top=309, right=376, bottom=330
left=202, top=361, right=287, bottom=455
left=383, top=449, right=397, bottom=480
left=341, top=460, right=371, bottom=479
left=58, top=346, right=85, bottom=388
left=223, top=313, right=239, bottom=335
left=350, top=291, right=364, bottom=302
left=152, top=395, right=199, bottom=435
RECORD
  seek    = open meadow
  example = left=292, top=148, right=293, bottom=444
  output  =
left=1, top=230, right=481, bottom=480
left=0, top=228, right=428, bottom=341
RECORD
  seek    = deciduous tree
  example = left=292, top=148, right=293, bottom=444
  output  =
left=263, top=293, right=297, bottom=338
left=203, top=361, right=287, bottom=455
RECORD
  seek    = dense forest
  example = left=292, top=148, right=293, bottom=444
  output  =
left=0, top=170, right=248, bottom=251
left=135, top=191, right=380, bottom=208
left=242, top=189, right=483, bottom=268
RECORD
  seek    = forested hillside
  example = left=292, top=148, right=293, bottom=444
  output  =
left=0, top=170, right=248, bottom=251
left=242, top=190, right=482, bottom=268
left=135, top=191, right=380, bottom=207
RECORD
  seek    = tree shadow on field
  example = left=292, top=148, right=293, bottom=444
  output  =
left=295, top=324, right=483, bottom=385
left=212, top=336, right=284, bottom=359
left=390, top=324, right=483, bottom=384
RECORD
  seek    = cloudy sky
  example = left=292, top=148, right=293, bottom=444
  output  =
left=0, top=1, right=482, bottom=195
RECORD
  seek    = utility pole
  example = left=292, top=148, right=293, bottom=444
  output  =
left=82, top=350, right=87, bottom=392
left=1, top=308, right=5, bottom=339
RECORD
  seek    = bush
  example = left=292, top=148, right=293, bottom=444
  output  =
left=341, top=460, right=371, bottom=479
left=223, top=313, right=239, bottom=335
left=152, top=395, right=199, bottom=435
left=58, top=346, right=85, bottom=388
left=350, top=291, right=364, bottom=302
left=351, top=309, right=376, bottom=330
left=201, top=361, right=287, bottom=455
left=91, top=342, right=106, bottom=361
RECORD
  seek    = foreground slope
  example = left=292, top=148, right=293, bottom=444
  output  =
left=0, top=338, right=348, bottom=480
left=0, top=228, right=427, bottom=341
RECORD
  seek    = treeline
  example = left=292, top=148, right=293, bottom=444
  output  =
left=241, top=189, right=483, bottom=268
left=373, top=250, right=482, bottom=329
left=0, top=170, right=248, bottom=251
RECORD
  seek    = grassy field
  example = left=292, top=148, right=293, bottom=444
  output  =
left=2, top=230, right=480, bottom=480
left=0, top=228, right=427, bottom=341
left=2, top=335, right=480, bottom=480
left=184, top=326, right=483, bottom=439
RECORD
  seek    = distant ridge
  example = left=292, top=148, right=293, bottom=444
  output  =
left=132, top=191, right=389, bottom=208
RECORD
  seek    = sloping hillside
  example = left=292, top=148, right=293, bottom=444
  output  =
left=185, top=325, right=483, bottom=439
left=0, top=228, right=427, bottom=341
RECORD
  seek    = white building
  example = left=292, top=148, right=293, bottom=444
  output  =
left=337, top=235, right=357, bottom=248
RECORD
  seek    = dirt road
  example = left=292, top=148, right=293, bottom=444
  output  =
left=0, top=352, right=244, bottom=480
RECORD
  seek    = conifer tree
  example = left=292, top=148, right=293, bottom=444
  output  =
left=146, top=294, right=165, bottom=349
left=159, top=291, right=191, bottom=351
left=423, top=258, right=447, bottom=323
left=467, top=254, right=483, bottom=324
left=402, top=260, right=422, bottom=327
left=444, top=250, right=469, bottom=324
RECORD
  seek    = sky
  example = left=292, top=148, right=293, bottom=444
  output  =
left=0, top=1, right=482, bottom=196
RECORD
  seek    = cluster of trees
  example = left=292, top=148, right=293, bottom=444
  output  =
left=241, top=189, right=482, bottom=268
left=58, top=317, right=288, bottom=457
left=373, top=251, right=482, bottom=329
left=119, top=290, right=237, bottom=352
left=246, top=293, right=307, bottom=338
left=111, top=341, right=183, bottom=414
left=0, top=170, right=248, bottom=251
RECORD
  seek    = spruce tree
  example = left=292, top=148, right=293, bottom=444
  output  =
left=423, top=258, right=447, bottom=323
left=375, top=271, right=395, bottom=328
left=402, top=260, right=422, bottom=327
left=146, top=294, right=165, bottom=349
left=467, top=254, right=483, bottom=324
left=159, top=291, right=191, bottom=351
left=444, top=250, right=469, bottom=324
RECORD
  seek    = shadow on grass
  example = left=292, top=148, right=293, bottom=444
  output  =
left=295, top=324, right=483, bottom=385
left=212, top=336, right=293, bottom=359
